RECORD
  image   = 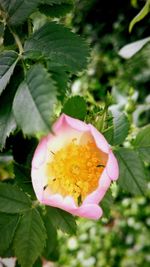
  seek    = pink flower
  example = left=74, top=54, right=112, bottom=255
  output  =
left=31, top=114, right=119, bottom=220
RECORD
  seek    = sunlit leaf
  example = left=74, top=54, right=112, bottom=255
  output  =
left=129, top=0, right=150, bottom=32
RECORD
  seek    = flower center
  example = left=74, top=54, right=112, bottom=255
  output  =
left=46, top=139, right=107, bottom=204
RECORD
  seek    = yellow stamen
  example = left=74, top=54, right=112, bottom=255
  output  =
left=46, top=139, right=107, bottom=204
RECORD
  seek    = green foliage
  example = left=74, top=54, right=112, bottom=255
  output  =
left=0, top=51, right=19, bottom=95
left=43, top=211, right=58, bottom=261
left=0, top=85, right=17, bottom=150
left=0, top=213, right=19, bottom=255
left=100, top=189, right=114, bottom=217
left=14, top=209, right=47, bottom=267
left=133, top=124, right=150, bottom=163
left=14, top=163, right=35, bottom=197
left=0, top=0, right=41, bottom=25
left=24, top=22, right=89, bottom=73
left=0, top=183, right=31, bottom=213
left=115, top=148, right=147, bottom=196
left=62, top=96, right=87, bottom=120
left=46, top=206, right=77, bottom=235
left=129, top=0, right=150, bottom=32
left=103, top=111, right=129, bottom=145
left=39, top=0, right=73, bottom=18
left=13, top=64, right=57, bottom=135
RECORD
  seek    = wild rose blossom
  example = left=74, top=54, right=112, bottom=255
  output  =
left=31, top=114, right=119, bottom=220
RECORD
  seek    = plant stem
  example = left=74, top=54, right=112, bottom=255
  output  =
left=8, top=26, right=24, bottom=55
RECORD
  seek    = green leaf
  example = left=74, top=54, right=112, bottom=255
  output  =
left=0, top=85, right=17, bottom=150
left=14, top=163, right=35, bottom=198
left=115, top=148, right=147, bottom=196
left=119, top=37, right=150, bottom=59
left=100, top=190, right=114, bottom=217
left=62, top=96, right=87, bottom=120
left=0, top=51, right=18, bottom=95
left=14, top=209, right=47, bottom=267
left=103, top=110, right=129, bottom=145
left=40, top=0, right=73, bottom=4
left=0, top=213, right=19, bottom=255
left=0, top=0, right=41, bottom=25
left=129, top=0, right=150, bottom=32
left=0, top=182, right=31, bottom=213
left=39, top=2, right=73, bottom=18
left=43, top=212, right=58, bottom=261
left=49, top=68, right=69, bottom=100
left=13, top=64, right=57, bottom=135
left=24, top=22, right=90, bottom=73
left=133, top=124, right=150, bottom=163
left=46, top=206, right=77, bottom=235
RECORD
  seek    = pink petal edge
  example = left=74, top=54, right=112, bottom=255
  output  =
left=32, top=136, right=48, bottom=169
left=42, top=194, right=103, bottom=220
left=53, top=113, right=89, bottom=133
left=106, top=150, right=119, bottom=180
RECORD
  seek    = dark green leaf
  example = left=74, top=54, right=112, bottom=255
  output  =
left=0, top=50, right=18, bottom=95
left=100, top=190, right=114, bottom=217
left=0, top=213, right=19, bottom=255
left=115, top=148, right=147, bottom=196
left=13, top=64, right=57, bottom=135
left=0, top=22, right=4, bottom=38
left=133, top=124, right=150, bottom=163
left=62, top=96, right=87, bottom=120
left=103, top=110, right=129, bottom=145
left=0, top=182, right=31, bottom=213
left=129, top=0, right=150, bottom=32
left=14, top=163, right=35, bottom=198
left=0, top=83, right=17, bottom=150
left=14, top=209, right=47, bottom=267
left=49, top=68, right=69, bottom=100
left=24, top=22, right=90, bottom=73
left=46, top=206, right=77, bottom=235
left=0, top=0, right=41, bottom=25
left=40, top=0, right=73, bottom=4
left=39, top=2, right=73, bottom=18
left=43, top=212, right=58, bottom=261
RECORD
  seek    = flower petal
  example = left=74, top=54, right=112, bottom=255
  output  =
left=31, top=167, right=45, bottom=201
left=83, top=169, right=111, bottom=205
left=42, top=191, right=102, bottom=219
left=106, top=150, right=119, bottom=180
left=76, top=204, right=103, bottom=220
left=32, top=136, right=48, bottom=168
left=53, top=113, right=89, bottom=133
left=89, top=124, right=109, bottom=153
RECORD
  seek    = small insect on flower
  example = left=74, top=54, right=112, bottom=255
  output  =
left=31, top=114, right=119, bottom=220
